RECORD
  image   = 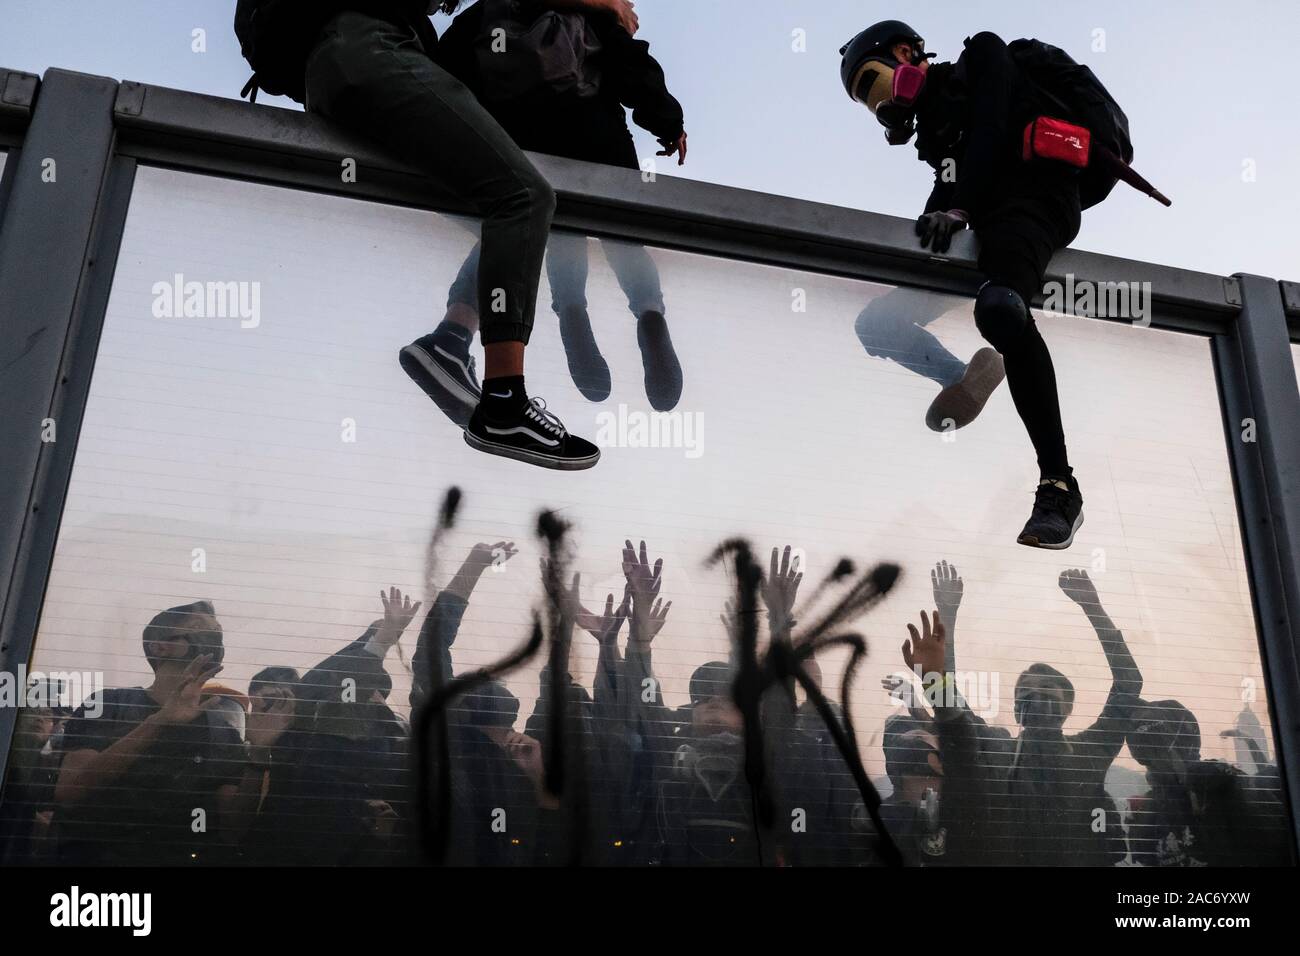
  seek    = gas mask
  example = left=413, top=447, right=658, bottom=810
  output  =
left=849, top=55, right=930, bottom=144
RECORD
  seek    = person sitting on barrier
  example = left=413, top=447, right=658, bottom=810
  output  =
left=235, top=0, right=641, bottom=470
left=432, top=0, right=689, bottom=412
left=839, top=20, right=1139, bottom=548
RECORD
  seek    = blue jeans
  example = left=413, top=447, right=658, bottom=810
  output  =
left=854, top=287, right=968, bottom=388
left=450, top=233, right=665, bottom=319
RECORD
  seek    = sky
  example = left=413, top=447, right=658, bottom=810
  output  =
left=0, top=0, right=1297, bottom=280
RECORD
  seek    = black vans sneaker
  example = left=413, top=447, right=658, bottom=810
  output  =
left=399, top=327, right=480, bottom=428
left=464, top=396, right=600, bottom=470
left=1017, top=476, right=1084, bottom=550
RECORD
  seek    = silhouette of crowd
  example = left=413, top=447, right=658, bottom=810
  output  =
left=0, top=497, right=1287, bottom=868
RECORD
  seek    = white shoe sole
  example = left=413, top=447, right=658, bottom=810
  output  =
left=401, top=343, right=480, bottom=408
left=1018, top=509, right=1084, bottom=550
left=925, top=347, right=1006, bottom=432
left=463, top=428, right=600, bottom=471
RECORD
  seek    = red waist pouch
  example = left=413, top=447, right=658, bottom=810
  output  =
left=1022, top=116, right=1091, bottom=168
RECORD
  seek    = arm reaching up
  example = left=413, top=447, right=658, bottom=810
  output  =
left=446, top=541, right=518, bottom=603
left=1061, top=569, right=1143, bottom=758
left=302, top=586, right=421, bottom=708
left=901, top=609, right=993, bottom=860
left=761, top=545, right=802, bottom=644
left=369, top=586, right=422, bottom=658
left=620, top=539, right=676, bottom=736
left=930, top=560, right=963, bottom=672
left=584, top=587, right=631, bottom=705
left=410, top=543, right=518, bottom=710
left=623, top=538, right=671, bottom=659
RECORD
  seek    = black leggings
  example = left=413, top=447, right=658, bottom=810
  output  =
left=975, top=187, right=1082, bottom=479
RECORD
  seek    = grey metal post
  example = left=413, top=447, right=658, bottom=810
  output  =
left=1213, top=273, right=1300, bottom=856
left=0, top=70, right=136, bottom=789
left=0, top=69, right=38, bottom=220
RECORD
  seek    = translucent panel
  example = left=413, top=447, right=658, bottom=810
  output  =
left=0, top=166, right=1286, bottom=867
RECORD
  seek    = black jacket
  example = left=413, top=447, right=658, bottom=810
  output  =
left=1127, top=764, right=1291, bottom=867
left=915, top=32, right=1076, bottom=220
left=237, top=0, right=441, bottom=61
left=437, top=2, right=684, bottom=170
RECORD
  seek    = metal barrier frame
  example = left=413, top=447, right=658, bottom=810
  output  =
left=1, top=68, right=1298, bottom=858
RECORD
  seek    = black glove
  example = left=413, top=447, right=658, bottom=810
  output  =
left=915, top=210, right=969, bottom=254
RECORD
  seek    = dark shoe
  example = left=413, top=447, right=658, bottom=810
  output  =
left=637, top=310, right=683, bottom=411
left=465, top=396, right=600, bottom=471
left=925, top=347, right=1006, bottom=431
left=1017, top=476, right=1084, bottom=550
left=558, top=306, right=611, bottom=402
left=399, top=328, right=480, bottom=428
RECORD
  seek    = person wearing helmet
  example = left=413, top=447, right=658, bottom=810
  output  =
left=841, top=21, right=1085, bottom=549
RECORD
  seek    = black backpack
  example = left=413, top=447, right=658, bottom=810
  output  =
left=234, top=0, right=348, bottom=104
left=1007, top=38, right=1134, bottom=209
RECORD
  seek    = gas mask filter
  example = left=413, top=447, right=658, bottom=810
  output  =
left=851, top=57, right=928, bottom=144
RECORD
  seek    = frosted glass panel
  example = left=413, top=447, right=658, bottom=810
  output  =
left=0, top=166, right=1284, bottom=867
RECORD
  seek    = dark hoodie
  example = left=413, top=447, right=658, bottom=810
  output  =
left=914, top=32, right=1077, bottom=220
left=437, top=1, right=684, bottom=169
